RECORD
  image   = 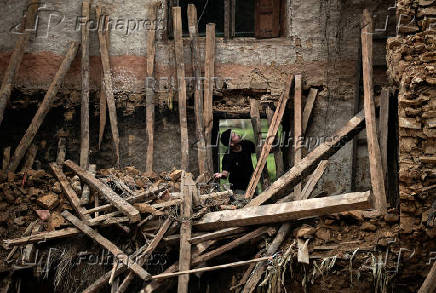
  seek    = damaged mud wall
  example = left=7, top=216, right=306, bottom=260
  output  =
left=0, top=0, right=391, bottom=189
left=387, top=0, right=436, bottom=290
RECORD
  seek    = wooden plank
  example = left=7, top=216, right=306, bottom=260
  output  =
left=98, top=20, right=109, bottom=150
left=21, top=144, right=37, bottom=171
left=266, top=105, right=284, bottom=177
left=246, top=110, right=366, bottom=208
left=118, top=219, right=172, bottom=293
left=294, top=75, right=303, bottom=198
left=0, top=0, right=39, bottom=127
left=8, top=42, right=79, bottom=172
left=196, top=191, right=371, bottom=230
left=62, top=211, right=151, bottom=280
left=173, top=7, right=189, bottom=170
left=49, top=163, right=91, bottom=221
left=3, top=227, right=80, bottom=249
left=64, top=160, right=141, bottom=222
left=178, top=173, right=193, bottom=293
left=188, top=4, right=207, bottom=175
left=245, top=77, right=293, bottom=199
left=152, top=256, right=271, bottom=280
left=361, top=9, right=387, bottom=214
left=250, top=98, right=269, bottom=189
left=298, top=160, right=328, bottom=200
left=302, top=88, right=318, bottom=135
left=96, top=6, right=120, bottom=166
left=204, top=23, right=216, bottom=174
left=2, top=147, right=11, bottom=171
left=190, top=227, right=247, bottom=245
left=417, top=260, right=436, bottom=293
left=379, top=88, right=389, bottom=186
left=21, top=223, right=42, bottom=263
left=145, top=4, right=158, bottom=174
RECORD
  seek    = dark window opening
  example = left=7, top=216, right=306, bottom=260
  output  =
left=180, top=0, right=224, bottom=36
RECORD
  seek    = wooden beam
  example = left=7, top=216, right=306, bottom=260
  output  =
left=245, top=78, right=293, bottom=199
left=3, top=227, right=81, bottom=249
left=418, top=261, right=436, bottom=293
left=231, top=0, right=236, bottom=37
left=294, top=75, right=303, bottom=198
left=62, top=211, right=151, bottom=280
left=2, top=147, right=11, bottom=171
left=188, top=4, right=207, bottom=175
left=152, top=256, right=271, bottom=280
left=98, top=19, right=109, bottom=151
left=64, top=160, right=141, bottom=222
left=173, top=7, right=189, bottom=170
left=8, top=42, right=79, bottom=172
left=298, top=160, right=328, bottom=200
left=118, top=219, right=172, bottom=293
left=266, top=105, right=284, bottom=177
left=250, top=98, right=269, bottom=190
left=96, top=6, right=120, bottom=166
left=145, top=5, right=158, bottom=174
left=178, top=173, right=193, bottom=293
left=361, top=9, right=387, bottom=214
left=196, top=191, right=371, bottom=230
left=49, top=163, right=91, bottom=221
left=0, top=0, right=39, bottom=127
left=246, top=110, right=366, bottom=208
left=190, top=227, right=247, bottom=245
left=204, top=23, right=216, bottom=174
left=302, top=88, right=318, bottom=135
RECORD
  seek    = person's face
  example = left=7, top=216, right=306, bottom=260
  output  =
left=230, top=132, right=241, bottom=146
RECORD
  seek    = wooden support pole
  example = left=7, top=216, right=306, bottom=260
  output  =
left=302, top=88, right=318, bottom=135
left=231, top=0, right=236, bottom=37
left=49, top=163, right=91, bottom=221
left=195, top=191, right=371, bottom=231
left=117, top=219, right=172, bottom=293
left=188, top=4, right=207, bottom=175
left=8, top=42, right=79, bottom=172
left=64, top=160, right=141, bottom=222
left=294, top=75, right=303, bottom=198
left=361, top=9, right=387, bottom=214
left=98, top=18, right=109, bottom=151
left=173, top=7, right=189, bottom=171
left=379, top=88, right=389, bottom=187
left=224, top=0, right=231, bottom=41
left=245, top=78, right=293, bottom=199
left=204, top=23, right=216, bottom=174
left=250, top=98, right=269, bottom=190
left=178, top=173, right=193, bottom=293
left=266, top=105, right=284, bottom=177
left=351, top=40, right=362, bottom=191
left=145, top=5, right=158, bottom=174
left=96, top=6, right=120, bottom=166
left=2, top=147, right=11, bottom=171
left=62, top=211, right=151, bottom=280
left=299, top=160, right=328, bottom=200
left=0, top=0, right=39, bottom=127
left=246, top=110, right=366, bottom=208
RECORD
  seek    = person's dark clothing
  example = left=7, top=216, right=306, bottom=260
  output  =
left=222, top=140, right=256, bottom=191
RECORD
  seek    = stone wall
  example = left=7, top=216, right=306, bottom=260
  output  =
left=386, top=0, right=436, bottom=288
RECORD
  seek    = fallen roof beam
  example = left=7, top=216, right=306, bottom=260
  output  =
left=195, top=191, right=371, bottom=231
left=64, top=160, right=141, bottom=222
left=246, top=110, right=365, bottom=208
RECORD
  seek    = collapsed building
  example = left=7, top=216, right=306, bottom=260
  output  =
left=0, top=0, right=434, bottom=292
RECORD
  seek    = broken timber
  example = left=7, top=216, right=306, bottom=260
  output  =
left=188, top=4, right=207, bottom=175
left=178, top=173, right=193, bottom=293
left=294, top=75, right=303, bottom=198
left=145, top=4, right=158, bottom=173
left=302, top=88, right=318, bottom=135
left=62, top=211, right=151, bottom=280
left=361, top=9, right=387, bottom=214
left=246, top=109, right=366, bottom=208
left=96, top=6, right=120, bottom=166
left=195, top=191, right=371, bottom=231
left=173, top=7, right=189, bottom=170
left=8, top=42, right=79, bottom=172
left=266, top=105, right=284, bottom=177
left=204, top=23, right=216, bottom=174
left=64, top=160, right=141, bottom=222
left=2, top=147, right=10, bottom=170
left=0, top=0, right=39, bottom=127
left=418, top=260, right=436, bottom=293
left=297, top=160, right=328, bottom=201
left=245, top=77, right=293, bottom=199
